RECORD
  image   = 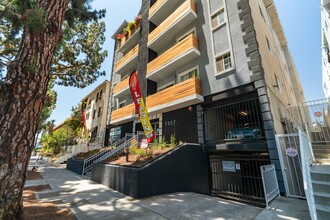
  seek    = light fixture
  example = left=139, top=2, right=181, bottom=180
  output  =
left=239, top=111, right=248, bottom=116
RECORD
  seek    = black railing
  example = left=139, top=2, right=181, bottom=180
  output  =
left=204, top=97, right=265, bottom=144
left=209, top=152, right=270, bottom=206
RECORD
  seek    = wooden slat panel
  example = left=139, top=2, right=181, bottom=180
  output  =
left=149, top=0, right=166, bottom=18
left=146, top=78, right=202, bottom=108
left=147, top=34, right=198, bottom=74
left=148, top=0, right=196, bottom=43
left=115, top=44, right=139, bottom=71
left=113, top=77, right=130, bottom=95
left=110, top=103, right=135, bottom=121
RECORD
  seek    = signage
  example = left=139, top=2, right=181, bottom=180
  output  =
left=129, top=71, right=155, bottom=143
left=222, top=161, right=236, bottom=172
left=314, top=111, right=322, bottom=117
left=140, top=139, right=149, bottom=149
left=286, top=147, right=298, bottom=157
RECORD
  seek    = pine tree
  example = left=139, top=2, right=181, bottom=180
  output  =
left=0, top=0, right=107, bottom=218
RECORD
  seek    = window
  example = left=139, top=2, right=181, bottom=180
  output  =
left=96, top=92, right=99, bottom=102
left=99, top=90, right=103, bottom=101
left=119, top=101, right=126, bottom=108
left=177, top=28, right=196, bottom=42
left=157, top=81, right=174, bottom=92
left=266, top=37, right=272, bottom=54
left=216, top=53, right=232, bottom=73
left=259, top=5, right=265, bottom=22
left=274, top=74, right=282, bottom=93
left=178, top=67, right=199, bottom=83
left=92, top=110, right=96, bottom=119
left=98, top=107, right=102, bottom=117
left=211, top=9, right=225, bottom=29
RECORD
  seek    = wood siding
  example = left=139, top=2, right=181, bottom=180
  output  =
left=146, top=78, right=202, bottom=108
left=148, top=0, right=196, bottom=43
left=115, top=44, right=139, bottom=71
left=110, top=78, right=202, bottom=123
left=149, top=0, right=166, bottom=18
left=147, top=34, right=199, bottom=74
left=110, top=103, right=135, bottom=122
left=113, top=77, right=130, bottom=95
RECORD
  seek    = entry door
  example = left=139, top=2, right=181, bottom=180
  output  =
left=275, top=134, right=305, bottom=198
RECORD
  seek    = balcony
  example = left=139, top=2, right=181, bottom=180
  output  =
left=146, top=78, right=203, bottom=114
left=110, top=103, right=135, bottom=125
left=117, top=24, right=140, bottom=54
left=114, top=44, right=139, bottom=75
left=110, top=78, right=203, bottom=125
left=147, top=34, right=200, bottom=82
left=149, top=0, right=185, bottom=25
left=113, top=77, right=130, bottom=98
left=148, top=0, right=197, bottom=52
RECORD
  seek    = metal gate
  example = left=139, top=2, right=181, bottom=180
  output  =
left=275, top=133, right=305, bottom=198
left=209, top=152, right=270, bottom=206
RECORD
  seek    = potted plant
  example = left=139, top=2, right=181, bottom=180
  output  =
left=134, top=15, right=141, bottom=25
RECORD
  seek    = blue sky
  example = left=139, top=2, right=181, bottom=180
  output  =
left=50, top=0, right=323, bottom=125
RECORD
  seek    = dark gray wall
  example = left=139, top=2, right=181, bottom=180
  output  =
left=91, top=144, right=209, bottom=198
left=67, top=158, right=84, bottom=175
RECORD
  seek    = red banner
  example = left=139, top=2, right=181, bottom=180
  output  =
left=129, top=71, right=155, bottom=143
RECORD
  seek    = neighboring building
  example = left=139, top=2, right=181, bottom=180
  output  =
left=82, top=80, right=110, bottom=146
left=322, top=0, right=330, bottom=98
left=106, top=0, right=305, bottom=204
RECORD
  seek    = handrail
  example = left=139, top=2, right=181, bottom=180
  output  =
left=81, top=133, right=136, bottom=175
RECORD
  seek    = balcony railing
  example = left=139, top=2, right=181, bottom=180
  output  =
left=148, top=0, right=197, bottom=51
left=113, top=77, right=130, bottom=98
left=110, top=78, right=203, bottom=124
left=110, top=103, right=135, bottom=124
left=146, top=78, right=203, bottom=113
left=147, top=34, right=199, bottom=81
left=117, top=23, right=140, bottom=52
left=115, top=44, right=139, bottom=74
left=149, top=0, right=166, bottom=19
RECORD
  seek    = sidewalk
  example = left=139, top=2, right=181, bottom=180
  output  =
left=26, top=156, right=310, bottom=220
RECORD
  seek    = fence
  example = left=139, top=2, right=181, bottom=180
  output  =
left=204, top=97, right=265, bottom=144
left=209, top=152, right=270, bottom=206
left=260, top=164, right=280, bottom=207
left=281, top=98, right=330, bottom=143
left=299, top=129, right=317, bottom=220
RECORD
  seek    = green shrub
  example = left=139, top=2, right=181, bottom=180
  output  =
left=170, top=134, right=176, bottom=148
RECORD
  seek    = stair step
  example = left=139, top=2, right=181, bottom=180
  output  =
left=316, top=159, right=330, bottom=164
left=311, top=165, right=330, bottom=174
left=314, top=192, right=330, bottom=206
left=315, top=153, right=330, bottom=158
left=316, top=204, right=330, bottom=212
left=316, top=204, right=330, bottom=220
left=313, top=180, right=330, bottom=194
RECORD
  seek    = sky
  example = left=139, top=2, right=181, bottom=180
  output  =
left=50, top=0, right=323, bottom=125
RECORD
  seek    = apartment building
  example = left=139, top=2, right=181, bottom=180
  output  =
left=322, top=0, right=330, bottom=98
left=106, top=0, right=305, bottom=204
left=81, top=80, right=110, bottom=146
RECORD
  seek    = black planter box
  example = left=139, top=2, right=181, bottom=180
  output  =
left=91, top=144, right=210, bottom=198
left=66, top=157, right=84, bottom=175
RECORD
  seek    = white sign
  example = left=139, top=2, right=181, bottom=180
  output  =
left=222, top=161, right=236, bottom=172
left=235, top=163, right=241, bottom=170
left=140, top=139, right=149, bottom=149
left=286, top=147, right=298, bottom=157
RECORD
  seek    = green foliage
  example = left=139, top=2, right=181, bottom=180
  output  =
left=170, top=134, right=176, bottom=148
left=65, top=103, right=83, bottom=133
left=151, top=136, right=167, bottom=150
left=129, top=146, right=153, bottom=159
left=41, top=125, right=76, bottom=155
left=0, top=0, right=107, bottom=88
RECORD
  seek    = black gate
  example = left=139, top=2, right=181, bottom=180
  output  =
left=209, top=152, right=270, bottom=206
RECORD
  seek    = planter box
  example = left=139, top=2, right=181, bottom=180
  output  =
left=91, top=144, right=209, bottom=198
left=66, top=158, right=84, bottom=175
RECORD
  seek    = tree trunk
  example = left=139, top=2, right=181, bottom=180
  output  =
left=0, top=0, right=69, bottom=219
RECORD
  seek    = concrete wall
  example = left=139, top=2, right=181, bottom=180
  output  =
left=91, top=144, right=210, bottom=198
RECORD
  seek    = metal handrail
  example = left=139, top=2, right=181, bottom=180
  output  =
left=81, top=133, right=136, bottom=175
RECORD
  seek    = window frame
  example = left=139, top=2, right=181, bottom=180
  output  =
left=210, top=7, right=226, bottom=30
left=215, top=51, right=233, bottom=75
left=157, top=81, right=174, bottom=92
left=177, top=66, right=199, bottom=83
left=176, top=28, right=197, bottom=43
left=119, top=100, right=126, bottom=108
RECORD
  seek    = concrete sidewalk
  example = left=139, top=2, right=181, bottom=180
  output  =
left=26, top=156, right=310, bottom=220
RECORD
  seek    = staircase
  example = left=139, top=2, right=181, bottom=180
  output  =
left=311, top=143, right=330, bottom=220
left=81, top=133, right=136, bottom=175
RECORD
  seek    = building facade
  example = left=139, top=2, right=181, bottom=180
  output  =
left=322, top=0, right=330, bottom=98
left=106, top=0, right=305, bottom=203
left=81, top=80, right=110, bottom=147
